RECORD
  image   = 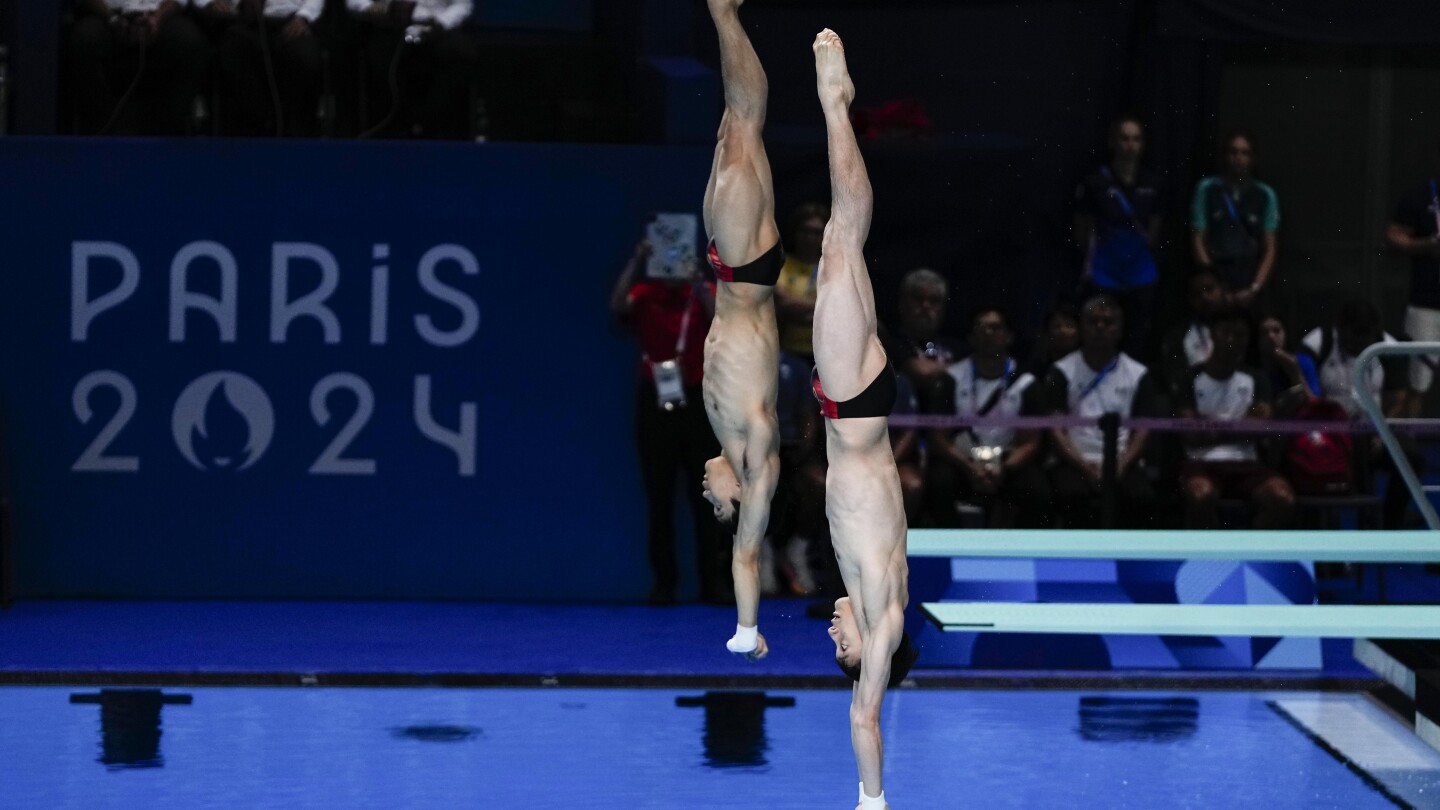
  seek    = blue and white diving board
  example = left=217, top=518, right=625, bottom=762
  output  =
left=908, top=529, right=1440, bottom=563
left=921, top=602, right=1440, bottom=639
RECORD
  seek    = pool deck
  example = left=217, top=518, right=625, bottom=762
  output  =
left=0, top=598, right=1378, bottom=688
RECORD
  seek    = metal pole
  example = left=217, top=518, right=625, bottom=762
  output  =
left=1100, top=412, right=1119, bottom=529
left=1353, top=342, right=1440, bottom=531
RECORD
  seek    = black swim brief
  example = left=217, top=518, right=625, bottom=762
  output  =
left=707, top=240, right=784, bottom=286
left=811, top=363, right=896, bottom=419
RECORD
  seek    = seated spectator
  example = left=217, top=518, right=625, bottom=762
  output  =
left=200, top=0, right=323, bottom=136
left=1025, top=300, right=1081, bottom=378
left=1175, top=309, right=1294, bottom=529
left=766, top=203, right=829, bottom=588
left=1041, top=294, right=1162, bottom=528
left=1299, top=301, right=1406, bottom=419
left=1157, top=268, right=1225, bottom=393
left=926, top=307, right=1049, bottom=527
left=1254, top=311, right=1320, bottom=417
left=351, top=0, right=479, bottom=139
left=766, top=351, right=821, bottom=596
left=883, top=268, right=964, bottom=398
left=774, top=202, right=828, bottom=363
left=66, top=0, right=214, bottom=135
left=1074, top=114, right=1164, bottom=357
left=1300, top=300, right=1422, bottom=528
left=891, top=374, right=926, bottom=527
left=1191, top=130, right=1280, bottom=307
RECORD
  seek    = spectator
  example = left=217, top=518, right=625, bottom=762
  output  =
left=884, top=268, right=963, bottom=395
left=1300, top=300, right=1421, bottom=528
left=766, top=202, right=830, bottom=592
left=1175, top=308, right=1294, bottom=529
left=765, top=351, right=822, bottom=596
left=1042, top=294, right=1162, bottom=528
left=1299, top=301, right=1406, bottom=419
left=1254, top=311, right=1320, bottom=417
left=351, top=0, right=478, bottom=139
left=774, top=202, right=829, bottom=363
left=890, top=373, right=926, bottom=527
left=1074, top=114, right=1164, bottom=357
left=1026, top=300, right=1081, bottom=378
left=1156, top=268, right=1226, bottom=393
left=927, top=307, right=1050, bottom=527
left=1191, top=130, right=1280, bottom=307
left=609, top=237, right=726, bottom=605
left=200, top=0, right=323, bottom=136
left=1385, top=150, right=1440, bottom=408
left=66, top=0, right=214, bottom=135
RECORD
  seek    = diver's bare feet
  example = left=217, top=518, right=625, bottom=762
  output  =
left=813, top=29, right=855, bottom=108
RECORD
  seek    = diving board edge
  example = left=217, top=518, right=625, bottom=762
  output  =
left=908, top=529, right=1440, bottom=562
left=921, top=602, right=1440, bottom=639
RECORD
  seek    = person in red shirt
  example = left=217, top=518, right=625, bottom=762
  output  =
left=610, top=238, right=726, bottom=606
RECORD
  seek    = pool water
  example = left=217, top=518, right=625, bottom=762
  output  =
left=0, top=687, right=1424, bottom=809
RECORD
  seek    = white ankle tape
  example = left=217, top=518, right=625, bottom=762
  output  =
left=726, top=623, right=758, bottom=653
left=859, top=783, right=886, bottom=809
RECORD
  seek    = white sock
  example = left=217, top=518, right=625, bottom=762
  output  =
left=859, top=782, right=886, bottom=809
left=726, top=623, right=758, bottom=653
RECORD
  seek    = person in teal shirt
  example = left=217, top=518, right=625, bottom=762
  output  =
left=1191, top=131, right=1281, bottom=307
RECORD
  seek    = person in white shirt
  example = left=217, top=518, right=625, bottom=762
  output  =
left=1299, top=299, right=1422, bottom=528
left=1041, top=294, right=1162, bottom=528
left=926, top=306, right=1050, bottom=527
left=1175, top=309, right=1294, bottom=529
left=350, top=0, right=479, bottom=139
left=198, top=0, right=323, bottom=136
left=67, top=0, right=214, bottom=135
left=1298, top=301, right=1405, bottom=419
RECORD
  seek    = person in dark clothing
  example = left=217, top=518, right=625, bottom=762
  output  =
left=202, top=0, right=323, bottom=136
left=1074, top=115, right=1165, bottom=357
left=1253, top=311, right=1320, bottom=418
left=883, top=268, right=964, bottom=396
left=351, top=0, right=478, bottom=139
left=67, top=0, right=214, bottom=136
left=1026, top=300, right=1081, bottom=379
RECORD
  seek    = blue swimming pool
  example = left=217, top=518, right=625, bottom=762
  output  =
left=0, top=687, right=1429, bottom=809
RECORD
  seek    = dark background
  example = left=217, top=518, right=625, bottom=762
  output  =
left=7, top=0, right=1440, bottom=339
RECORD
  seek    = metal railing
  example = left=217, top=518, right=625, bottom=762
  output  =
left=1354, top=341, right=1440, bottom=531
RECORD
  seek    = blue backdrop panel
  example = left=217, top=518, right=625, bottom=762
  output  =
left=0, top=139, right=712, bottom=600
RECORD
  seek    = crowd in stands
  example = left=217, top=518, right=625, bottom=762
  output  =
left=613, top=114, right=1440, bottom=603
left=64, top=0, right=480, bottom=138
